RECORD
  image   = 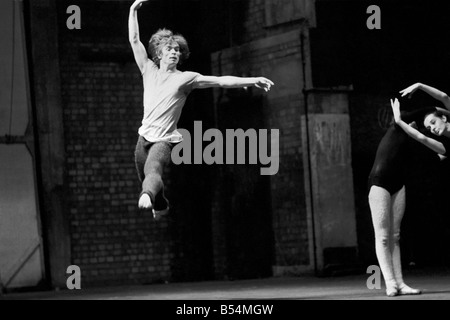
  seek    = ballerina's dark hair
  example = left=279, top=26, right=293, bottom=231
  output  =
left=401, top=107, right=438, bottom=130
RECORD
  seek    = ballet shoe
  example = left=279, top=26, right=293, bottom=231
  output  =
left=152, top=198, right=170, bottom=220
left=138, top=193, right=153, bottom=210
left=153, top=206, right=169, bottom=221
left=386, top=286, right=399, bottom=297
left=398, top=284, right=422, bottom=295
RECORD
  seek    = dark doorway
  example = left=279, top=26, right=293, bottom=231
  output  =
left=216, top=91, right=275, bottom=280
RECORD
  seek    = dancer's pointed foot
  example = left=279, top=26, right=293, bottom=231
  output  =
left=398, top=284, right=422, bottom=295
left=138, top=193, right=152, bottom=210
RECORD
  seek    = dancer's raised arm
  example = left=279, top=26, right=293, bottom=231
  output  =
left=129, top=0, right=150, bottom=72
left=400, top=83, right=450, bottom=110
left=391, top=98, right=447, bottom=155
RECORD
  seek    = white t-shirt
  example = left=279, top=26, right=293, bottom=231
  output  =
left=138, top=59, right=200, bottom=142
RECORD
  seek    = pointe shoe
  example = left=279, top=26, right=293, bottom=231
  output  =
left=386, top=286, right=399, bottom=297
left=398, top=284, right=422, bottom=295
left=138, top=193, right=153, bottom=210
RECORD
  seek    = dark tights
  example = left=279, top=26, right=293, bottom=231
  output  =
left=134, top=136, right=172, bottom=210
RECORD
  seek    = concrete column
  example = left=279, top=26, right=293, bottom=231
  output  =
left=302, top=88, right=359, bottom=275
left=28, top=0, right=71, bottom=288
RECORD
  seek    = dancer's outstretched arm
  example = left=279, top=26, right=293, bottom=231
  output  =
left=194, top=75, right=274, bottom=92
left=129, top=0, right=150, bottom=72
left=391, top=98, right=447, bottom=155
left=400, top=83, right=450, bottom=110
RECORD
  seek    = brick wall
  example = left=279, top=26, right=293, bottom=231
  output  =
left=241, top=0, right=266, bottom=42
left=57, top=1, right=175, bottom=286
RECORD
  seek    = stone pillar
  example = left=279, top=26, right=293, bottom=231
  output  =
left=302, top=88, right=359, bottom=275
left=28, top=0, right=71, bottom=288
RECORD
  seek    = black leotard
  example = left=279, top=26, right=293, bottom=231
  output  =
left=368, top=124, right=410, bottom=195
left=368, top=108, right=442, bottom=195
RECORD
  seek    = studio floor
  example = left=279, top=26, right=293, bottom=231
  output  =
left=2, top=266, right=450, bottom=301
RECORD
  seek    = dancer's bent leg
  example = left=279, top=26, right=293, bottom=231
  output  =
left=134, top=137, right=172, bottom=213
left=369, top=185, right=398, bottom=297
left=135, top=136, right=153, bottom=208
left=135, top=135, right=148, bottom=183
left=142, top=141, right=171, bottom=210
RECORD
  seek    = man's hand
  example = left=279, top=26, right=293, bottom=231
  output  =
left=131, top=0, right=149, bottom=10
left=254, top=77, right=275, bottom=92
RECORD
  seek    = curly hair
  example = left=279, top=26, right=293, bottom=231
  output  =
left=148, top=28, right=190, bottom=66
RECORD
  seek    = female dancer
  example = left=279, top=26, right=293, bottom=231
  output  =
left=391, top=98, right=450, bottom=159
left=400, top=83, right=450, bottom=144
left=368, top=107, right=428, bottom=297
left=129, top=0, right=274, bottom=219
